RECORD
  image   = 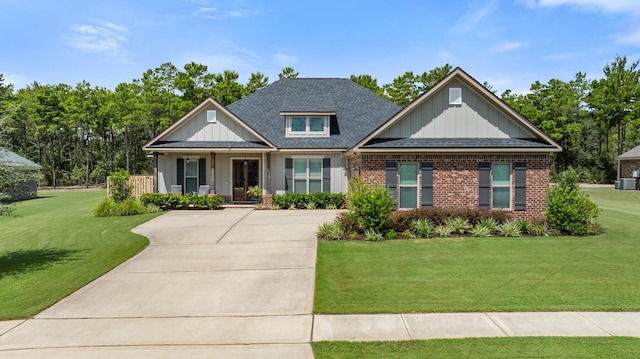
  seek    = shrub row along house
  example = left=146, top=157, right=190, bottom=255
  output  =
left=144, top=68, right=561, bottom=219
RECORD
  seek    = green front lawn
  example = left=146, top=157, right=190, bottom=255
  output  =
left=0, top=190, right=161, bottom=319
left=312, top=337, right=640, bottom=359
left=315, top=187, right=640, bottom=314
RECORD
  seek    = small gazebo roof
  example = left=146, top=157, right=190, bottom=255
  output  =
left=0, top=147, right=41, bottom=170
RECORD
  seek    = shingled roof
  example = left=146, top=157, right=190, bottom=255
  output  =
left=0, top=147, right=41, bottom=170
left=226, top=78, right=401, bottom=149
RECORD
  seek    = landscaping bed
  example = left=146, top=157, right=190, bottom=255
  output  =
left=314, top=187, right=640, bottom=314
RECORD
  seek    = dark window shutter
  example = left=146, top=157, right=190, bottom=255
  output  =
left=198, top=158, right=206, bottom=186
left=514, top=161, right=527, bottom=211
left=322, top=158, right=331, bottom=193
left=176, top=158, right=184, bottom=194
left=478, top=162, right=490, bottom=209
left=285, top=158, right=293, bottom=192
left=421, top=162, right=433, bottom=208
left=385, top=161, right=397, bottom=207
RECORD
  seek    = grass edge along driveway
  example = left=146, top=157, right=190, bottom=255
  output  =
left=0, top=190, right=161, bottom=319
left=312, top=337, right=640, bottom=359
left=314, top=187, right=640, bottom=314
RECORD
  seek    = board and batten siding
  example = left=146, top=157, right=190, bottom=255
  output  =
left=379, top=79, right=534, bottom=139
left=157, top=153, right=216, bottom=194
left=270, top=152, right=348, bottom=194
left=165, top=106, right=260, bottom=142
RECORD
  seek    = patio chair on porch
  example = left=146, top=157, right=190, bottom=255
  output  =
left=170, top=185, right=182, bottom=194
left=198, top=185, right=210, bottom=195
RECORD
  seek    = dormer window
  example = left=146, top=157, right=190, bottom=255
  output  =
left=283, top=113, right=332, bottom=137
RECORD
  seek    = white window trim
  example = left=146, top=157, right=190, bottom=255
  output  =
left=398, top=163, right=419, bottom=209
left=293, top=158, right=323, bottom=193
left=286, top=115, right=330, bottom=137
left=491, top=162, right=512, bottom=209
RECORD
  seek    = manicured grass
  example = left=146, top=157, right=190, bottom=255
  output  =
left=312, top=337, right=640, bottom=359
left=0, top=190, right=161, bottom=319
left=315, top=187, right=640, bottom=314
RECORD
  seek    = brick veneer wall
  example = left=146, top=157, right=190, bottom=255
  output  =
left=350, top=153, right=550, bottom=221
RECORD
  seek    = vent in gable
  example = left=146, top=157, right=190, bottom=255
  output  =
left=207, top=110, right=217, bottom=123
left=449, top=87, right=462, bottom=105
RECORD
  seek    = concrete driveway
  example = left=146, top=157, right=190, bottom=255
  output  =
left=0, top=209, right=340, bottom=358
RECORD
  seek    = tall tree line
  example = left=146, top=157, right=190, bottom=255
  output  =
left=0, top=56, right=638, bottom=186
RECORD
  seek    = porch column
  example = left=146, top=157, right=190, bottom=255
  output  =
left=266, top=152, right=272, bottom=194
left=153, top=152, right=159, bottom=193
left=210, top=152, right=216, bottom=194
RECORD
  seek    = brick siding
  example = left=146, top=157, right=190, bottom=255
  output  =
left=350, top=153, right=550, bottom=221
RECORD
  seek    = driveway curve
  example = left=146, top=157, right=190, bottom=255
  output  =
left=0, top=209, right=340, bottom=358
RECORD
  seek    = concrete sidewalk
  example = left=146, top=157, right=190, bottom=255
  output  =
left=313, top=312, right=640, bottom=341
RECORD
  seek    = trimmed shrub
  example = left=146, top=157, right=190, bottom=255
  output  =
left=272, top=192, right=346, bottom=209
left=347, top=178, right=394, bottom=233
left=545, top=169, right=601, bottom=236
left=140, top=193, right=223, bottom=210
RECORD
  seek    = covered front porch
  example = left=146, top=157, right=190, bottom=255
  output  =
left=151, top=149, right=274, bottom=204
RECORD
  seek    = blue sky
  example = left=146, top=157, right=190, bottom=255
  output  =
left=1, top=0, right=639, bottom=95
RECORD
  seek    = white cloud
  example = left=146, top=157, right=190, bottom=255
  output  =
left=272, top=53, right=298, bottom=67
left=490, top=41, right=526, bottom=53
left=616, top=27, right=640, bottom=46
left=196, top=7, right=217, bottom=13
left=542, top=52, right=580, bottom=60
left=453, top=0, right=498, bottom=34
left=531, top=0, right=640, bottom=14
left=63, top=19, right=129, bottom=57
left=197, top=8, right=262, bottom=19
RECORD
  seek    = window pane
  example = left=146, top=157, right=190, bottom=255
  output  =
left=186, top=161, right=198, bottom=177
left=309, top=179, right=322, bottom=193
left=294, top=179, right=307, bottom=193
left=309, top=117, right=324, bottom=132
left=493, top=187, right=510, bottom=208
left=492, top=163, right=510, bottom=186
left=399, top=163, right=418, bottom=185
left=291, top=117, right=305, bottom=132
left=399, top=187, right=418, bottom=208
left=309, top=159, right=322, bottom=177
left=294, top=159, right=307, bottom=178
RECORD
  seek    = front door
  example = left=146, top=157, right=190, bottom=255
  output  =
left=233, top=160, right=259, bottom=202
